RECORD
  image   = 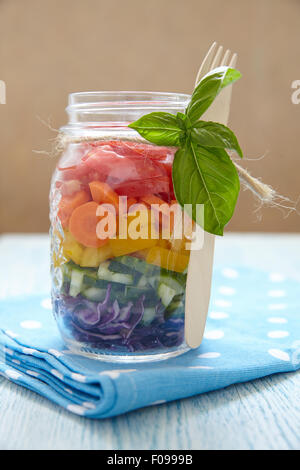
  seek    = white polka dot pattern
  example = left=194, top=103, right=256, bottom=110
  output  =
left=269, top=273, right=285, bottom=282
left=268, top=290, right=286, bottom=298
left=67, top=405, right=86, bottom=416
left=219, top=286, right=236, bottom=296
left=71, top=373, right=86, bottom=383
left=268, top=349, right=290, bottom=362
left=204, top=330, right=224, bottom=340
left=214, top=299, right=232, bottom=308
left=268, top=317, right=287, bottom=324
left=20, top=320, right=42, bottom=330
left=268, top=304, right=287, bottom=310
left=0, top=265, right=298, bottom=420
left=51, top=369, right=64, bottom=380
left=268, top=331, right=289, bottom=339
left=5, top=369, right=21, bottom=380
left=198, top=352, right=221, bottom=359
left=222, top=268, right=239, bottom=279
left=41, top=298, right=52, bottom=310
left=209, top=311, right=229, bottom=319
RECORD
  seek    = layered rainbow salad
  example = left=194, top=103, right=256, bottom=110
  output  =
left=50, top=141, right=191, bottom=355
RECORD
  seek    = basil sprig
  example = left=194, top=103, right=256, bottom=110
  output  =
left=129, top=66, right=243, bottom=236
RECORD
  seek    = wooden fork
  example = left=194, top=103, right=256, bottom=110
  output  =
left=185, top=43, right=238, bottom=349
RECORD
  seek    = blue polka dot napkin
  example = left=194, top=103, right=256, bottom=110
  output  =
left=0, top=266, right=299, bottom=418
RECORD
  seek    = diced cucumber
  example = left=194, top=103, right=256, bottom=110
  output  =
left=165, top=306, right=184, bottom=320
left=159, top=272, right=184, bottom=295
left=160, top=268, right=186, bottom=286
left=147, top=276, right=159, bottom=289
left=157, top=282, right=176, bottom=307
left=168, top=298, right=184, bottom=312
left=61, top=263, right=72, bottom=281
left=67, top=261, right=98, bottom=281
left=110, top=284, right=127, bottom=304
left=136, top=274, right=159, bottom=289
left=82, top=269, right=98, bottom=281
left=82, top=287, right=106, bottom=302
left=137, top=275, right=148, bottom=288
left=98, top=262, right=133, bottom=285
left=115, top=255, right=150, bottom=274
left=95, top=279, right=110, bottom=288
left=69, top=269, right=84, bottom=297
left=141, top=307, right=157, bottom=325
left=138, top=272, right=160, bottom=288
left=165, top=294, right=185, bottom=319
left=108, top=260, right=134, bottom=275
left=125, top=285, right=152, bottom=300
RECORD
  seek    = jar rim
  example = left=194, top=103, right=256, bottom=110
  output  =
left=65, top=91, right=191, bottom=128
left=68, top=90, right=191, bottom=107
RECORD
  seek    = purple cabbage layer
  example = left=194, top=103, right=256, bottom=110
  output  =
left=54, top=285, right=184, bottom=353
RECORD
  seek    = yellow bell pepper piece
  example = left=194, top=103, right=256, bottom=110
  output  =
left=80, top=244, right=113, bottom=267
left=168, top=214, right=194, bottom=253
left=132, top=248, right=150, bottom=260
left=62, top=231, right=84, bottom=265
left=110, top=208, right=159, bottom=257
left=97, top=243, right=114, bottom=264
left=109, top=237, right=157, bottom=257
left=157, top=238, right=170, bottom=250
left=146, top=246, right=190, bottom=273
left=80, top=247, right=100, bottom=267
left=169, top=235, right=193, bottom=253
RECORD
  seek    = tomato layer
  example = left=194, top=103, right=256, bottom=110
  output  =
left=58, top=140, right=175, bottom=200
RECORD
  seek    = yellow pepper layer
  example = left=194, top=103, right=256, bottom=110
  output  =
left=146, top=246, right=190, bottom=273
left=62, top=209, right=162, bottom=265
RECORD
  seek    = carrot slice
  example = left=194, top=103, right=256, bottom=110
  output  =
left=140, top=194, right=172, bottom=220
left=69, top=201, right=108, bottom=248
left=140, top=195, right=168, bottom=210
left=58, top=190, right=90, bottom=228
left=89, top=181, right=119, bottom=212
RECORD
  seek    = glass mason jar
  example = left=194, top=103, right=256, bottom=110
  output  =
left=50, top=91, right=193, bottom=362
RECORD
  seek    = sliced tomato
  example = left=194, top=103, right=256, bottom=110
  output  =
left=115, top=176, right=170, bottom=198
left=108, top=141, right=174, bottom=160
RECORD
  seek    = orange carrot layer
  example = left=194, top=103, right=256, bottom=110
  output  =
left=69, top=201, right=108, bottom=248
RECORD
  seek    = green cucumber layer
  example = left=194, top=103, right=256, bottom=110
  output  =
left=61, top=256, right=187, bottom=322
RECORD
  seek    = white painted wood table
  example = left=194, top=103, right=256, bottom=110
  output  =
left=0, top=233, right=299, bottom=450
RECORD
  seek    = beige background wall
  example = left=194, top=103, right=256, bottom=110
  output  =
left=0, top=0, right=299, bottom=233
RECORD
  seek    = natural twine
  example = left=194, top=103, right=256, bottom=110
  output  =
left=53, top=132, right=296, bottom=212
left=34, top=113, right=297, bottom=216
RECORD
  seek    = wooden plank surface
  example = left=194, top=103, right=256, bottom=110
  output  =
left=0, top=233, right=299, bottom=450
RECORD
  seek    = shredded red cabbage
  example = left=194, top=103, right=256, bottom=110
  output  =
left=54, top=282, right=184, bottom=353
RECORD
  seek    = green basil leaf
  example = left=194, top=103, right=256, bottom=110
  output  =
left=129, top=112, right=184, bottom=146
left=172, top=142, right=240, bottom=235
left=191, top=121, right=243, bottom=158
left=186, top=66, right=242, bottom=125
